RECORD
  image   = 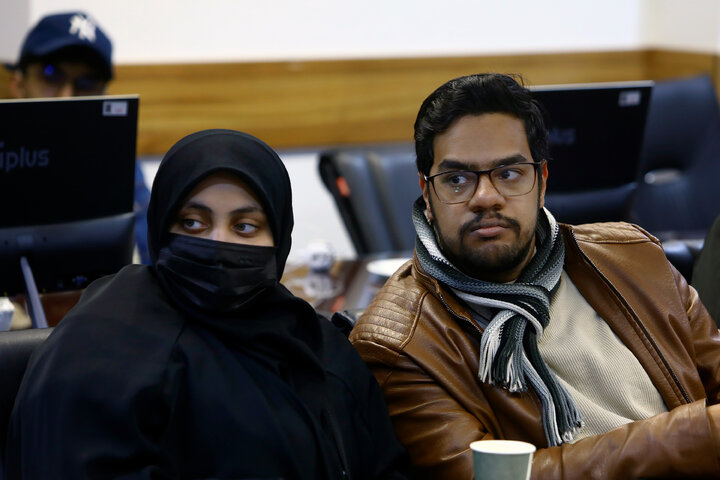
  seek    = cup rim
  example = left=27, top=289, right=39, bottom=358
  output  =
left=470, top=440, right=537, bottom=455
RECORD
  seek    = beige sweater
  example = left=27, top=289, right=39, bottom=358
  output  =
left=538, top=271, right=668, bottom=441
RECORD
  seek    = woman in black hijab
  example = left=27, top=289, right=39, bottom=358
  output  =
left=7, top=129, right=409, bottom=479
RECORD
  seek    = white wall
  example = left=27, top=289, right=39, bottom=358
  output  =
left=642, top=0, right=720, bottom=52
left=2, top=1, right=648, bottom=64
left=0, top=2, right=29, bottom=64
left=6, top=1, right=720, bottom=63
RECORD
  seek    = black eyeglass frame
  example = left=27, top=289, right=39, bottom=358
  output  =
left=27, top=62, right=107, bottom=96
left=424, top=160, right=545, bottom=204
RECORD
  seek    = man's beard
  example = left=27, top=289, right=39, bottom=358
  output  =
left=429, top=200, right=538, bottom=281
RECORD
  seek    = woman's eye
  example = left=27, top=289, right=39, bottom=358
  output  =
left=181, top=218, right=204, bottom=230
left=235, top=223, right=259, bottom=234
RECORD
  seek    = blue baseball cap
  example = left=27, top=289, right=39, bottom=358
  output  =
left=8, top=12, right=113, bottom=79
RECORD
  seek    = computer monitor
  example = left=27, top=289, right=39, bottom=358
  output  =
left=531, top=81, right=653, bottom=193
left=529, top=81, right=653, bottom=225
left=0, top=95, right=138, bottom=327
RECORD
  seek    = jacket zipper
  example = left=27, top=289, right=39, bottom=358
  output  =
left=435, top=287, right=484, bottom=337
left=414, top=260, right=485, bottom=336
left=568, top=229, right=691, bottom=404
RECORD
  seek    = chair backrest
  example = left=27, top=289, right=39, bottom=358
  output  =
left=366, top=151, right=419, bottom=251
left=0, top=328, right=52, bottom=475
left=631, top=74, right=720, bottom=235
left=319, top=146, right=419, bottom=255
left=544, top=183, right=638, bottom=225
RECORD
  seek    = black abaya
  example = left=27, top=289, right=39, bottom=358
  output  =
left=7, top=266, right=406, bottom=479
left=5, top=130, right=409, bottom=479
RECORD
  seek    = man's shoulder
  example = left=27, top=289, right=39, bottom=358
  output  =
left=562, top=221, right=661, bottom=247
left=350, top=259, right=430, bottom=350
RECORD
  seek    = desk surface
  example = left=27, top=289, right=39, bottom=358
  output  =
left=283, top=254, right=412, bottom=316
left=30, top=254, right=413, bottom=327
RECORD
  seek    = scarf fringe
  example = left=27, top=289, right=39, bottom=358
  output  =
left=478, top=337, right=500, bottom=385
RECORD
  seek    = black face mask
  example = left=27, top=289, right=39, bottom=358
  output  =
left=155, top=233, right=278, bottom=315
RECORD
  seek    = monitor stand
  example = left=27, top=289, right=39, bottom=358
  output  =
left=20, top=256, right=48, bottom=329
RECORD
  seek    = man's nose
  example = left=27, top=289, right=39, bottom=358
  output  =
left=57, top=81, right=74, bottom=98
left=467, top=174, right=505, bottom=210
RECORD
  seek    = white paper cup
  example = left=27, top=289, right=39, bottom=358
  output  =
left=0, top=297, right=14, bottom=331
left=470, top=440, right=536, bottom=480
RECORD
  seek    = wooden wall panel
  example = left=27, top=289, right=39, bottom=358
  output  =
left=644, top=49, right=719, bottom=87
left=1, top=50, right=718, bottom=154
left=0, top=69, right=11, bottom=99
left=111, top=51, right=655, bottom=154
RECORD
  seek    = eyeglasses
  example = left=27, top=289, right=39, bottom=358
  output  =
left=29, top=63, right=106, bottom=96
left=424, top=161, right=543, bottom=204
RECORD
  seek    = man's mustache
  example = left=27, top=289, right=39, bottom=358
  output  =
left=460, top=213, right=520, bottom=236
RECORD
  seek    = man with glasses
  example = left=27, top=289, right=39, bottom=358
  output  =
left=7, top=12, right=112, bottom=99
left=4, top=12, right=152, bottom=329
left=350, top=73, right=720, bottom=479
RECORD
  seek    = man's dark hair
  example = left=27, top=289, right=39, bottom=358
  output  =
left=414, top=73, right=551, bottom=177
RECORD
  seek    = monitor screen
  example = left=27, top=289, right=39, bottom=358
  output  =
left=0, top=95, right=138, bottom=296
left=531, top=81, right=653, bottom=193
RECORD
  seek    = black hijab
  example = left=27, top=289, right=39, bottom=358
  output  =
left=147, top=129, right=327, bottom=397
left=148, top=128, right=293, bottom=275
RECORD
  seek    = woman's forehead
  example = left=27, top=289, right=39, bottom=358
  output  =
left=181, top=172, right=265, bottom=212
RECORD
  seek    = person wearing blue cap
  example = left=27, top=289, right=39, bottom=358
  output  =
left=6, top=12, right=113, bottom=97
left=5, top=12, right=151, bottom=265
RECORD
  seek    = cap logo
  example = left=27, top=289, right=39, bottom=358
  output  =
left=68, top=14, right=97, bottom=42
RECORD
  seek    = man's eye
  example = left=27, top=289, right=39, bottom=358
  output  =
left=74, top=76, right=103, bottom=92
left=41, top=64, right=65, bottom=84
left=442, top=172, right=472, bottom=186
left=496, top=167, right=522, bottom=181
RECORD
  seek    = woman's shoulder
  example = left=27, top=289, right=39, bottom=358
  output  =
left=66, top=264, right=182, bottom=327
left=40, top=265, right=187, bottom=372
left=317, top=318, right=377, bottom=391
left=15, top=266, right=189, bottom=442
left=76, top=264, right=164, bottom=307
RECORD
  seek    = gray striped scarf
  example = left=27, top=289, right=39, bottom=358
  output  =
left=413, top=198, right=583, bottom=446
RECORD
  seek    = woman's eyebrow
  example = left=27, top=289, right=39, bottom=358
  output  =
left=230, top=205, right=265, bottom=216
left=180, top=202, right=211, bottom=213
left=180, top=203, right=263, bottom=216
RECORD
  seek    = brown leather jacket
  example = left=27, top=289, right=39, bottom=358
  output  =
left=350, top=222, right=720, bottom=479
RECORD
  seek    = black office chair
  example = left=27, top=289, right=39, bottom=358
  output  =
left=0, top=328, right=52, bottom=478
left=630, top=75, right=720, bottom=281
left=544, top=183, right=638, bottom=226
left=632, top=75, right=720, bottom=236
left=366, top=151, right=420, bottom=251
left=319, top=146, right=419, bottom=255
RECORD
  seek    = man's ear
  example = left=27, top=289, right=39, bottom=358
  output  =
left=538, top=161, right=549, bottom=209
left=8, top=71, right=25, bottom=99
left=419, top=172, right=434, bottom=223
